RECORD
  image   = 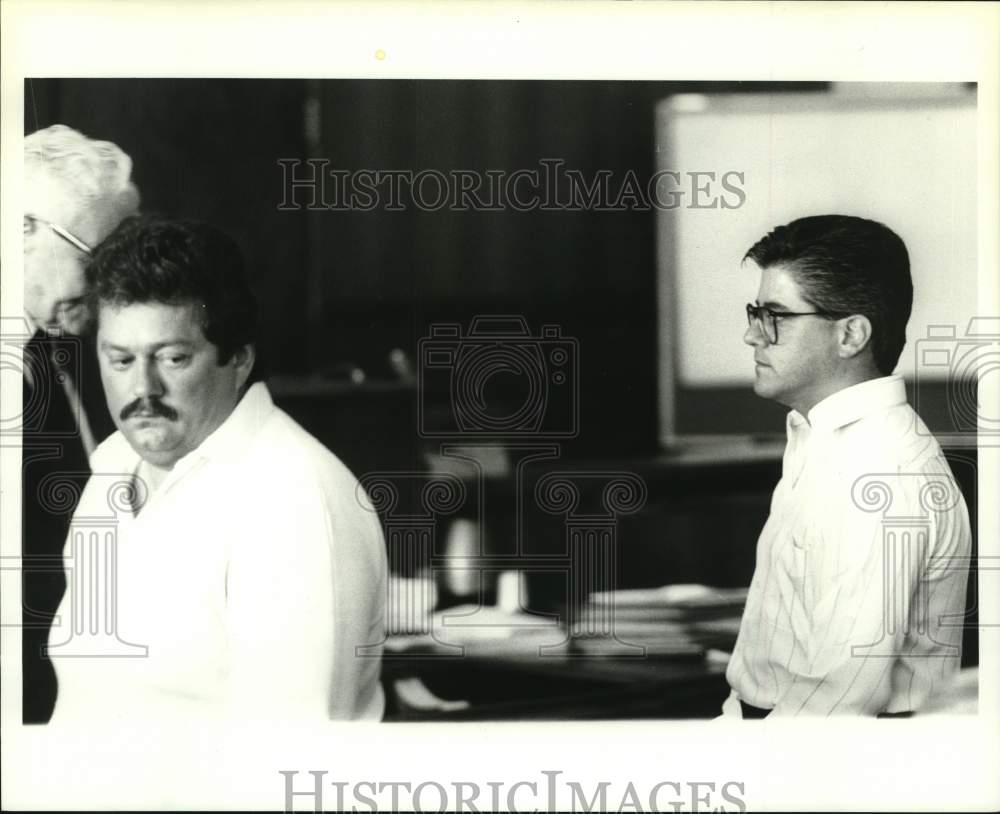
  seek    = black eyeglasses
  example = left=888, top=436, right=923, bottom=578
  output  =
left=745, top=303, right=848, bottom=344
left=24, top=215, right=93, bottom=256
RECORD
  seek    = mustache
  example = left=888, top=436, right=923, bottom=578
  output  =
left=120, top=398, right=178, bottom=422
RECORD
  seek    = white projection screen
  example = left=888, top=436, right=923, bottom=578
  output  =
left=655, top=85, right=978, bottom=444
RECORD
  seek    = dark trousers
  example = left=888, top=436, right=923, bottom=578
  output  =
left=740, top=700, right=913, bottom=719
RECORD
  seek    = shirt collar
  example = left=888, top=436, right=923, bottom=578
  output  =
left=787, top=375, right=907, bottom=435
left=183, top=381, right=276, bottom=465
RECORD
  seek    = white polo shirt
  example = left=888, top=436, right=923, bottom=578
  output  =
left=723, top=375, right=971, bottom=716
left=48, top=382, right=387, bottom=723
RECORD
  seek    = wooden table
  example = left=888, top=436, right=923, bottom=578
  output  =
left=380, top=634, right=730, bottom=721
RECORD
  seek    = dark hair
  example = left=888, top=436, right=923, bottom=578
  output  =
left=744, top=215, right=912, bottom=375
left=86, top=215, right=258, bottom=367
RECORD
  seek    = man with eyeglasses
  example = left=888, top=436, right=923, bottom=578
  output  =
left=21, top=124, right=140, bottom=723
left=722, top=214, right=971, bottom=717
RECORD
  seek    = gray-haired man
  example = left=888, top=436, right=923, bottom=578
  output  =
left=22, top=124, right=140, bottom=722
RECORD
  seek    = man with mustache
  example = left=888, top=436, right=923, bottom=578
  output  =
left=21, top=124, right=139, bottom=723
left=722, top=215, right=971, bottom=717
left=47, top=215, right=387, bottom=721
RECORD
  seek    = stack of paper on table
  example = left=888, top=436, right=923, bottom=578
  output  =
left=386, top=605, right=569, bottom=657
left=571, top=583, right=749, bottom=656
left=383, top=584, right=749, bottom=659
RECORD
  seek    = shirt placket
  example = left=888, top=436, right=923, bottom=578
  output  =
left=133, top=454, right=208, bottom=521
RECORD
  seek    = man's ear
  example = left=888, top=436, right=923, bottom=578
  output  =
left=837, top=314, right=873, bottom=360
left=231, top=344, right=256, bottom=390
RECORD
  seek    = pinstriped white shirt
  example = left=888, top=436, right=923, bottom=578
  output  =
left=723, top=375, right=971, bottom=716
